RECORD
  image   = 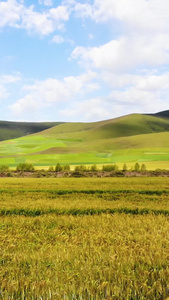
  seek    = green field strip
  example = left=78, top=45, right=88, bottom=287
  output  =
left=1, top=207, right=169, bottom=216
left=1, top=188, right=169, bottom=195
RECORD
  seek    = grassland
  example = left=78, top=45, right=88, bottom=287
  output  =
left=1, top=113, right=169, bottom=168
left=1, top=177, right=169, bottom=299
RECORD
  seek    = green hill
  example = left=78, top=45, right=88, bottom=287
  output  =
left=0, top=111, right=169, bottom=168
left=153, top=110, right=169, bottom=119
left=37, top=113, right=169, bottom=141
left=0, top=121, right=64, bottom=141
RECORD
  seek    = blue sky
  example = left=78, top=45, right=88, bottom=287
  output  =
left=1, top=0, right=169, bottom=122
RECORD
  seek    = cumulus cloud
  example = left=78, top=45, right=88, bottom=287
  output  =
left=0, top=0, right=70, bottom=35
left=71, top=0, right=169, bottom=73
left=0, top=0, right=22, bottom=28
left=72, top=34, right=169, bottom=73
left=60, top=70, right=169, bottom=121
left=68, top=0, right=169, bottom=119
left=9, top=72, right=99, bottom=118
left=2, top=0, right=169, bottom=121
left=105, top=71, right=169, bottom=115
left=74, top=0, right=169, bottom=32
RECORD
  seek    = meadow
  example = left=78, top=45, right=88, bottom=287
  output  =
left=1, top=113, right=169, bottom=168
left=1, top=177, right=169, bottom=299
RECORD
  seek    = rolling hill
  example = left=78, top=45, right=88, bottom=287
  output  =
left=152, top=110, right=169, bottom=119
left=0, top=121, right=64, bottom=141
left=38, top=113, right=169, bottom=141
left=1, top=111, right=169, bottom=169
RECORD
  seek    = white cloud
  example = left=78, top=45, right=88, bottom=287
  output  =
left=21, top=6, right=53, bottom=35
left=71, top=0, right=169, bottom=77
left=1, top=74, right=20, bottom=84
left=51, top=35, right=64, bottom=44
left=106, top=71, right=169, bottom=114
left=10, top=71, right=98, bottom=117
left=0, top=74, right=20, bottom=101
left=101, top=71, right=169, bottom=91
left=72, top=34, right=169, bottom=72
left=0, top=85, right=8, bottom=100
left=60, top=70, right=169, bottom=121
left=73, top=3, right=93, bottom=19
left=0, top=0, right=22, bottom=28
left=51, top=35, right=74, bottom=45
left=68, top=0, right=169, bottom=120
left=74, top=0, right=169, bottom=33
left=2, top=0, right=169, bottom=121
left=60, top=97, right=111, bottom=121
left=0, top=0, right=70, bottom=35
left=39, top=0, right=53, bottom=6
left=49, top=5, right=69, bottom=30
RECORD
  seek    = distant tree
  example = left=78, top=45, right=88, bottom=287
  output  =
left=90, top=164, right=97, bottom=172
left=55, top=163, right=62, bottom=172
left=48, top=165, right=54, bottom=172
left=16, top=163, right=34, bottom=172
left=0, top=165, right=9, bottom=172
left=102, top=164, right=118, bottom=172
left=114, top=164, right=119, bottom=171
left=141, top=164, right=146, bottom=171
left=134, top=163, right=140, bottom=171
left=63, top=164, right=70, bottom=171
left=75, top=165, right=87, bottom=172
left=122, top=163, right=127, bottom=171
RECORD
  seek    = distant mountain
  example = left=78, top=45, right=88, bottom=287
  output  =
left=1, top=110, right=169, bottom=142
left=152, top=110, right=169, bottom=119
left=0, top=121, right=64, bottom=141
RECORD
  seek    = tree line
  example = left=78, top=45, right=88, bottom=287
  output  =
left=0, top=162, right=147, bottom=173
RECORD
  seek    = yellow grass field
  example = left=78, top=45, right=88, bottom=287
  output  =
left=1, top=177, right=169, bottom=299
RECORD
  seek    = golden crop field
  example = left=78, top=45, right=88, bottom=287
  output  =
left=1, top=177, right=169, bottom=299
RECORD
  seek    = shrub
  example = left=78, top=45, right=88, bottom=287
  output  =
left=110, top=171, right=125, bottom=177
left=16, top=163, right=35, bottom=172
left=0, top=165, right=9, bottom=172
left=90, top=164, right=97, bottom=172
left=102, top=164, right=118, bottom=172
left=122, top=163, right=127, bottom=171
left=63, top=164, right=70, bottom=171
left=48, top=165, right=54, bottom=172
left=74, top=165, right=87, bottom=172
left=141, top=164, right=147, bottom=171
left=71, top=171, right=87, bottom=177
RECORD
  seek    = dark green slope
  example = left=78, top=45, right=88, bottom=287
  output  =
left=0, top=121, right=64, bottom=141
left=153, top=110, right=169, bottom=119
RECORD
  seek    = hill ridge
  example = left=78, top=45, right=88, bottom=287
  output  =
left=0, top=120, right=64, bottom=141
left=0, top=110, right=169, bottom=168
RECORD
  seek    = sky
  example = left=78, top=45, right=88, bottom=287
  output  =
left=1, top=0, right=169, bottom=122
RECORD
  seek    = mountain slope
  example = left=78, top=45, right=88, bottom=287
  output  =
left=153, top=110, right=169, bottom=119
left=36, top=113, right=169, bottom=141
left=0, top=121, right=64, bottom=141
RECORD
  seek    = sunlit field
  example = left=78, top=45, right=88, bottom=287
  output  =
left=1, top=178, right=169, bottom=299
